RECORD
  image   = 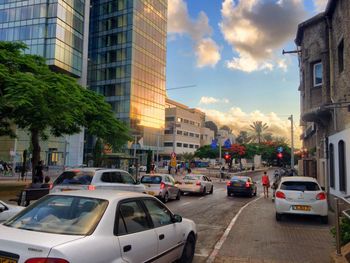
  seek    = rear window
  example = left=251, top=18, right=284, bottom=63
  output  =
left=141, top=176, right=162, bottom=184
left=53, top=171, right=94, bottom=186
left=231, top=177, right=248, bottom=183
left=183, top=175, right=201, bottom=180
left=280, top=181, right=320, bottom=191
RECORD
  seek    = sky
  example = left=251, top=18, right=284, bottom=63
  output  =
left=166, top=0, right=329, bottom=148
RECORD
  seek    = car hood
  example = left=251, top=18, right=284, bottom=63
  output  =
left=0, top=224, right=85, bottom=257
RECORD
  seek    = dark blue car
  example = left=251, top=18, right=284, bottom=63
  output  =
left=227, top=176, right=257, bottom=197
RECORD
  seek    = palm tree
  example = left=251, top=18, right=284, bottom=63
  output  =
left=236, top=131, right=250, bottom=144
left=249, top=121, right=269, bottom=144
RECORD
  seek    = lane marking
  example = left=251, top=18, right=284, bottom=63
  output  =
left=181, top=201, right=191, bottom=206
left=199, top=197, right=204, bottom=200
left=206, top=195, right=263, bottom=263
left=195, top=253, right=209, bottom=257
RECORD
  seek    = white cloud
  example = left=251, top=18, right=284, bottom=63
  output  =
left=199, top=96, right=230, bottom=105
left=220, top=0, right=306, bottom=72
left=313, top=0, right=328, bottom=12
left=168, top=0, right=221, bottom=67
left=199, top=106, right=302, bottom=147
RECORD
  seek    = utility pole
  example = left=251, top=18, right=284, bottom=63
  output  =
left=288, top=115, right=294, bottom=169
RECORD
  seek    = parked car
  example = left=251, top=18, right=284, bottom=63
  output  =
left=227, top=176, right=257, bottom=197
left=50, top=168, right=146, bottom=194
left=0, top=200, right=24, bottom=223
left=275, top=176, right=328, bottom=223
left=0, top=190, right=197, bottom=263
left=141, top=174, right=181, bottom=203
left=178, top=174, right=213, bottom=195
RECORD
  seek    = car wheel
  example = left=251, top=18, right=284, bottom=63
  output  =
left=320, top=215, right=328, bottom=224
left=176, top=190, right=181, bottom=200
left=276, top=212, right=282, bottom=221
left=180, top=191, right=185, bottom=196
left=209, top=186, right=214, bottom=194
left=179, top=233, right=195, bottom=263
left=202, top=187, right=206, bottom=196
left=163, top=192, right=169, bottom=203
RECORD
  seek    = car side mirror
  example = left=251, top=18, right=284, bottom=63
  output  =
left=172, top=214, right=182, bottom=223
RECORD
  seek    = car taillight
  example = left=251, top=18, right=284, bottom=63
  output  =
left=160, top=182, right=165, bottom=189
left=49, top=183, right=53, bottom=190
left=245, top=181, right=250, bottom=188
left=88, top=185, right=96, bottom=190
left=316, top=192, right=326, bottom=200
left=275, top=191, right=286, bottom=199
left=196, top=181, right=201, bottom=186
left=25, top=258, right=69, bottom=263
left=226, top=181, right=231, bottom=186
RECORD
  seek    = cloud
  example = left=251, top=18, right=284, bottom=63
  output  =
left=199, top=106, right=302, bottom=147
left=168, top=0, right=221, bottom=67
left=199, top=96, right=230, bottom=105
left=313, top=0, right=328, bottom=12
left=220, top=0, right=306, bottom=72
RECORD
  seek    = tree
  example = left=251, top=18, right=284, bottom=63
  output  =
left=205, top=121, right=218, bottom=136
left=92, top=138, right=104, bottom=167
left=181, top=152, right=194, bottom=163
left=0, top=42, right=131, bottom=179
left=236, top=131, right=250, bottom=144
left=220, top=125, right=232, bottom=134
left=249, top=121, right=269, bottom=144
left=194, top=145, right=219, bottom=159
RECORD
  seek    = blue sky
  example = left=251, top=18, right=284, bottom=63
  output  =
left=166, top=0, right=328, bottom=145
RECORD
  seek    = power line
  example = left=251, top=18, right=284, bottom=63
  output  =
left=166, top=85, right=196, bottom=91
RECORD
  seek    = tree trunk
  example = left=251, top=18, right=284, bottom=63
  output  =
left=31, top=129, right=41, bottom=182
left=21, top=149, right=27, bottom=180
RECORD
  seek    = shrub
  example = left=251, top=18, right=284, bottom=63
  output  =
left=331, top=217, right=350, bottom=246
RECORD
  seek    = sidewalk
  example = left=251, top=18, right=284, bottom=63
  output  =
left=214, top=195, right=335, bottom=263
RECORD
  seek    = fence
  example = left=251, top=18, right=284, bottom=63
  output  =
left=334, top=196, right=350, bottom=256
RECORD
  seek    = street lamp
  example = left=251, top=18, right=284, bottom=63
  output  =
left=288, top=115, right=294, bottom=168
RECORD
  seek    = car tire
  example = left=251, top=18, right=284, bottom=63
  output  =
left=320, top=215, right=328, bottom=224
left=202, top=187, right=206, bottom=196
left=276, top=212, right=282, bottom=221
left=176, top=190, right=181, bottom=200
left=209, top=186, right=213, bottom=194
left=180, top=191, right=185, bottom=196
left=179, top=233, right=196, bottom=263
left=163, top=192, right=169, bottom=203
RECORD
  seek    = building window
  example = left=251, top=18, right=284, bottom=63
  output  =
left=189, top=133, right=194, bottom=137
left=183, top=144, right=188, bottom=148
left=176, top=143, right=182, bottom=147
left=338, top=140, right=346, bottom=192
left=177, top=117, right=182, bottom=122
left=164, top=142, right=173, bottom=147
left=338, top=39, right=344, bottom=73
left=183, top=132, right=188, bottom=136
left=184, top=119, right=189, bottom=124
left=195, top=134, right=200, bottom=138
left=189, top=144, right=194, bottom=149
left=329, top=143, right=335, bottom=188
left=195, top=145, right=199, bottom=149
left=177, top=130, right=182, bottom=135
left=164, top=130, right=173, bottom=135
left=313, top=62, right=323, bottom=87
left=165, top=116, right=175, bottom=122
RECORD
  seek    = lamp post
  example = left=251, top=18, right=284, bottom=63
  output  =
left=288, top=115, right=294, bottom=168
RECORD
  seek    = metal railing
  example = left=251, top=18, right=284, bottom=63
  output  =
left=334, top=196, right=350, bottom=256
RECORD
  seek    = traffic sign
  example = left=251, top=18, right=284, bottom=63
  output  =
left=277, top=146, right=283, bottom=153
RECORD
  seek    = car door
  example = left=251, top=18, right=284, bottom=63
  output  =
left=120, top=171, right=138, bottom=191
left=203, top=176, right=212, bottom=191
left=166, top=175, right=177, bottom=198
left=116, top=200, right=158, bottom=262
left=96, top=172, right=130, bottom=191
left=142, top=198, right=184, bottom=262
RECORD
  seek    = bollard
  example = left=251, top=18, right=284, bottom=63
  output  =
left=335, top=198, right=342, bottom=256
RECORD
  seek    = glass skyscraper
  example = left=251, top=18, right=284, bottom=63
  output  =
left=88, top=0, right=167, bottom=152
left=0, top=0, right=90, bottom=166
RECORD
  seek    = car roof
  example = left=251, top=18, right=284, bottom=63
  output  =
left=64, top=168, right=127, bottom=173
left=143, top=174, right=167, bottom=177
left=49, top=189, right=147, bottom=201
left=280, top=176, right=318, bottom=183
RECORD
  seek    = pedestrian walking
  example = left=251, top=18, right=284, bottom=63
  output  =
left=220, top=166, right=225, bottom=180
left=262, top=171, right=270, bottom=198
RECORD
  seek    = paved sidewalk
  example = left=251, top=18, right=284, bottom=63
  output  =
left=214, top=195, right=335, bottom=263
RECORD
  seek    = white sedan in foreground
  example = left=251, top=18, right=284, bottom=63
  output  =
left=275, top=176, right=328, bottom=223
left=0, top=190, right=197, bottom=263
left=0, top=200, right=24, bottom=223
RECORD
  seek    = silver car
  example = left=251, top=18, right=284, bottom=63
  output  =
left=178, top=174, right=214, bottom=195
left=141, top=174, right=181, bottom=203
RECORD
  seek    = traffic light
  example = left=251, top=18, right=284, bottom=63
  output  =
left=277, top=152, right=283, bottom=159
left=224, top=153, right=231, bottom=163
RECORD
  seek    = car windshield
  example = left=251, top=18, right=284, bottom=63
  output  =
left=280, top=181, right=320, bottom=191
left=4, top=195, right=108, bottom=235
left=183, top=175, right=201, bottom=180
left=54, top=171, right=95, bottom=185
left=141, top=176, right=162, bottom=184
left=231, top=177, right=248, bottom=183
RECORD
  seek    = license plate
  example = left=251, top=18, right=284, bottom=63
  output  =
left=234, top=183, right=240, bottom=186
left=147, top=191, right=155, bottom=195
left=0, top=256, right=17, bottom=263
left=293, top=205, right=311, bottom=211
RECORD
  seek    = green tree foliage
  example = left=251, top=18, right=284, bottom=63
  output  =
left=194, top=145, right=219, bottom=159
left=236, top=131, right=250, bottom=144
left=205, top=121, right=218, bottom=136
left=0, top=42, right=131, bottom=178
left=181, top=152, right=194, bottom=162
left=92, top=138, right=104, bottom=167
left=249, top=121, right=269, bottom=144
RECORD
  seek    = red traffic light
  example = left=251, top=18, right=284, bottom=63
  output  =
left=277, top=153, right=283, bottom=159
left=224, top=154, right=231, bottom=161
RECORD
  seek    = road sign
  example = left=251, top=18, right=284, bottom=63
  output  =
left=277, top=146, right=283, bottom=153
left=171, top=152, right=176, bottom=159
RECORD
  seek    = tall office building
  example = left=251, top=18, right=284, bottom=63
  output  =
left=87, top=0, right=167, bottom=158
left=0, top=0, right=90, bottom=166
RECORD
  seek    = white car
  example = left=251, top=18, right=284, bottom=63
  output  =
left=0, top=190, right=197, bottom=263
left=178, top=174, right=214, bottom=195
left=51, top=168, right=146, bottom=194
left=141, top=174, right=181, bottom=202
left=275, top=176, right=328, bottom=223
left=0, top=200, right=24, bottom=223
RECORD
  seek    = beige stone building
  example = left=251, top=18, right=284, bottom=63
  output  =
left=163, top=98, right=214, bottom=157
left=296, top=0, right=350, bottom=198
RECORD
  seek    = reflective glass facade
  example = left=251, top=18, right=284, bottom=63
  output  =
left=0, top=0, right=86, bottom=77
left=88, top=0, right=167, bottom=150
